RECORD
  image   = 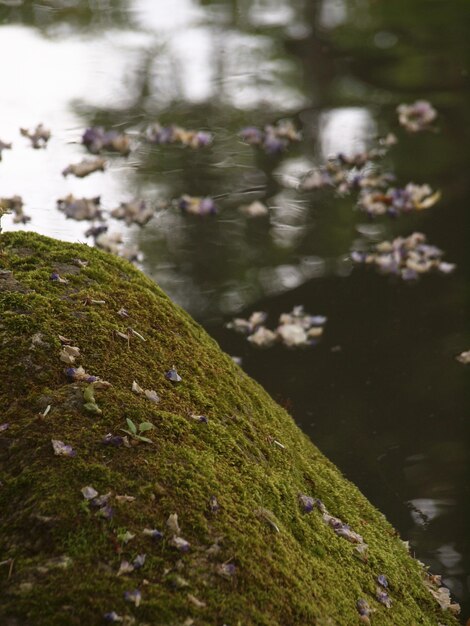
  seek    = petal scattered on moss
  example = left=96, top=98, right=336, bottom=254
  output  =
left=124, top=589, right=141, bottom=607
left=298, top=494, right=314, bottom=513
left=81, top=486, right=98, bottom=500
left=165, top=367, right=182, bottom=383
left=51, top=439, right=76, bottom=457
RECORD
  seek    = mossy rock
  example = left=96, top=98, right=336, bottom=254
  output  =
left=0, top=231, right=459, bottom=626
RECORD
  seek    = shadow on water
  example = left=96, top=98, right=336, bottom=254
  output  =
left=1, top=0, right=469, bottom=617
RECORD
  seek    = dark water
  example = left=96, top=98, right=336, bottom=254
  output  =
left=1, top=0, right=469, bottom=618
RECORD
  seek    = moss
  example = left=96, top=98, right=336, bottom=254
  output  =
left=0, top=231, right=459, bottom=626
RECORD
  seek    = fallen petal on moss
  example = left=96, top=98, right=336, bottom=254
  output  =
left=59, top=345, right=80, bottom=365
left=117, top=560, right=134, bottom=576
left=166, top=513, right=181, bottom=535
left=187, top=593, right=206, bottom=608
left=118, top=530, right=136, bottom=545
left=142, top=528, right=164, bottom=540
left=144, top=389, right=160, bottom=404
left=216, top=562, right=236, bottom=579
left=51, top=440, right=76, bottom=457
left=377, top=574, right=388, bottom=588
left=170, top=536, right=190, bottom=552
left=103, top=611, right=124, bottom=622
left=298, top=494, right=314, bottom=513
left=209, top=495, right=220, bottom=513
left=102, top=433, right=127, bottom=446
left=124, top=589, right=141, bottom=607
left=190, top=413, right=208, bottom=423
left=165, top=367, right=182, bottom=383
left=50, top=272, right=68, bottom=284
left=81, top=486, right=98, bottom=500
left=115, top=495, right=135, bottom=504
left=376, top=588, right=392, bottom=608
left=132, top=554, right=146, bottom=569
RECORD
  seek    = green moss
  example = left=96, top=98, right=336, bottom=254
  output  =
left=0, top=231, right=459, bottom=626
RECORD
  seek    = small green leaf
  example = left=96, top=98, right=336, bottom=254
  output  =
left=83, top=383, right=95, bottom=403
left=126, top=418, right=137, bottom=434
left=138, top=422, right=155, bottom=433
left=84, top=402, right=102, bottom=415
left=79, top=500, right=91, bottom=515
left=136, top=435, right=153, bottom=444
left=117, top=530, right=135, bottom=544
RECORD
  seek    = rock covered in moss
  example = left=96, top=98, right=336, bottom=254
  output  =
left=0, top=231, right=459, bottom=626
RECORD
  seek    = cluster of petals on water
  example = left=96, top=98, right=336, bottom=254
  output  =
left=351, top=232, right=456, bottom=281
left=240, top=119, right=301, bottom=154
left=397, top=100, right=437, bottom=133
left=227, top=306, right=327, bottom=348
left=146, top=123, right=212, bottom=148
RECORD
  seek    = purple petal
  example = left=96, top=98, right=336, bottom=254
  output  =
left=195, top=131, right=212, bottom=147
left=376, top=590, right=392, bottom=608
left=356, top=599, right=370, bottom=616
left=165, top=367, right=182, bottom=383
left=298, top=493, right=314, bottom=513
left=124, top=589, right=141, bottom=607
left=216, top=562, right=236, bottom=578
left=209, top=495, right=220, bottom=513
left=103, top=611, right=123, bottom=622
left=92, top=492, right=111, bottom=508
left=334, top=525, right=363, bottom=543
left=51, top=439, right=76, bottom=457
left=102, top=433, right=125, bottom=447
left=199, top=198, right=217, bottom=215
left=377, top=574, right=388, bottom=588
left=142, top=528, right=164, bottom=540
left=133, top=554, right=146, bottom=569
left=351, top=251, right=366, bottom=263
left=191, top=414, right=208, bottom=423
left=97, top=504, right=113, bottom=519
left=308, top=315, right=327, bottom=326
left=263, top=135, right=285, bottom=154
left=240, top=127, right=264, bottom=145
left=0, top=423, right=9, bottom=432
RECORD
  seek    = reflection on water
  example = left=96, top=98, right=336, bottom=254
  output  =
left=319, top=107, right=376, bottom=160
left=1, top=0, right=469, bottom=616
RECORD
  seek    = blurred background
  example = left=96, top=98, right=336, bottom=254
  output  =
left=0, top=0, right=468, bottom=618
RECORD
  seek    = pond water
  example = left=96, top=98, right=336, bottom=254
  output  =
left=1, top=0, right=468, bottom=618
